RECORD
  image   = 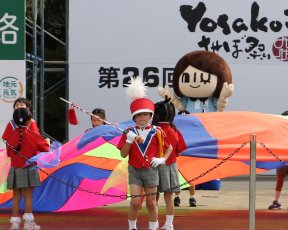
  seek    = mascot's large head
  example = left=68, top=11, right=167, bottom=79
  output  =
left=173, top=50, right=232, bottom=99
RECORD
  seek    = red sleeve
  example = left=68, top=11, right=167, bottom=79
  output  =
left=5, top=129, right=19, bottom=157
left=175, top=129, right=187, bottom=156
left=163, top=131, right=171, bottom=149
left=29, top=120, right=40, bottom=135
left=36, top=135, right=50, bottom=152
left=2, top=122, right=13, bottom=140
left=117, top=133, right=127, bottom=150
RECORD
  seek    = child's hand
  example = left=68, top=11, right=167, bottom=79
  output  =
left=126, top=131, right=137, bottom=144
left=150, top=157, right=166, bottom=167
left=44, top=137, right=51, bottom=146
left=135, top=136, right=144, bottom=144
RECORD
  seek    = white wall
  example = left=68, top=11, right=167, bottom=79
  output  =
left=69, top=0, right=288, bottom=139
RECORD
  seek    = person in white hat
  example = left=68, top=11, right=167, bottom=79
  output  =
left=117, top=77, right=173, bottom=230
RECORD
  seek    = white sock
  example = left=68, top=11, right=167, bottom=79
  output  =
left=10, top=217, right=21, bottom=224
left=128, top=219, right=137, bottom=230
left=149, top=221, right=158, bottom=230
left=23, top=213, right=34, bottom=222
left=165, top=215, right=174, bottom=226
left=190, top=195, right=195, bottom=198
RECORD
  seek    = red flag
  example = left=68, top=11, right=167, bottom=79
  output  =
left=68, top=105, right=79, bottom=125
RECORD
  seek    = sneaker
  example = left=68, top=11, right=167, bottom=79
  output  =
left=160, top=224, right=174, bottom=230
left=174, top=196, right=180, bottom=207
left=10, top=222, right=20, bottom=230
left=189, top=197, right=197, bottom=207
left=268, top=200, right=281, bottom=209
left=23, top=221, right=41, bottom=230
left=10, top=217, right=21, bottom=230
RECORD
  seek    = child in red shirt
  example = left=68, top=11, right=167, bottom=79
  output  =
left=153, top=97, right=187, bottom=230
left=6, top=108, right=50, bottom=230
left=117, top=77, right=172, bottom=230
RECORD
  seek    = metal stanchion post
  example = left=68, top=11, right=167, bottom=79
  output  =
left=249, top=134, right=256, bottom=230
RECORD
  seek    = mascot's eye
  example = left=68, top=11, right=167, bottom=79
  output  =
left=200, top=73, right=211, bottom=84
left=181, top=73, right=190, bottom=83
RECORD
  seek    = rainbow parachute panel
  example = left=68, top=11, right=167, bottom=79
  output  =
left=0, top=111, right=287, bottom=212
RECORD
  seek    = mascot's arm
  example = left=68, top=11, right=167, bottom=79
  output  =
left=217, top=82, right=234, bottom=112
left=158, top=85, right=185, bottom=111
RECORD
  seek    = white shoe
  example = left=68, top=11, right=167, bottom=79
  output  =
left=23, top=221, right=41, bottom=230
left=10, top=217, right=21, bottom=230
left=10, top=222, right=20, bottom=230
left=160, top=224, right=174, bottom=230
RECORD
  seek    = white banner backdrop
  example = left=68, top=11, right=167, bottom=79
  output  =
left=0, top=60, right=25, bottom=147
left=69, top=0, right=288, bottom=139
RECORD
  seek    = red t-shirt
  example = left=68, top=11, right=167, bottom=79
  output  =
left=158, top=122, right=187, bottom=165
left=2, top=119, right=40, bottom=140
left=6, top=127, right=50, bottom=168
left=117, top=126, right=171, bottom=169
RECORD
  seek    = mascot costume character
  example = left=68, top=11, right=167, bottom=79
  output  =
left=159, top=50, right=234, bottom=207
left=159, top=50, right=234, bottom=114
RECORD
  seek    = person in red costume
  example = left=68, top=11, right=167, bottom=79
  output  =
left=117, top=76, right=172, bottom=230
left=6, top=108, right=50, bottom=230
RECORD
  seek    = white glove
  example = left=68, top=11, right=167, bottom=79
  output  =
left=150, top=157, right=166, bottom=167
left=158, top=85, right=175, bottom=99
left=217, top=82, right=234, bottom=112
left=126, top=130, right=137, bottom=144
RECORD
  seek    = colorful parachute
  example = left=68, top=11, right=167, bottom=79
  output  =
left=0, top=111, right=288, bottom=212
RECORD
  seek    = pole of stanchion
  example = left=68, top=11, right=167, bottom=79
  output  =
left=249, top=134, right=256, bottom=230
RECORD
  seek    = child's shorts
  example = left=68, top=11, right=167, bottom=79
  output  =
left=158, top=162, right=180, bottom=193
left=128, top=165, right=159, bottom=187
left=7, top=167, right=41, bottom=189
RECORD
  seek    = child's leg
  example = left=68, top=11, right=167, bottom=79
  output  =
left=145, top=185, right=158, bottom=229
left=23, top=187, right=33, bottom=213
left=189, top=185, right=197, bottom=207
left=275, top=175, right=285, bottom=201
left=189, top=185, right=195, bottom=196
left=12, top=188, right=22, bottom=217
left=23, top=187, right=40, bottom=230
left=162, top=191, right=174, bottom=228
left=156, top=191, right=160, bottom=203
left=10, top=189, right=22, bottom=230
left=164, top=192, right=174, bottom=215
left=128, top=184, right=143, bottom=229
